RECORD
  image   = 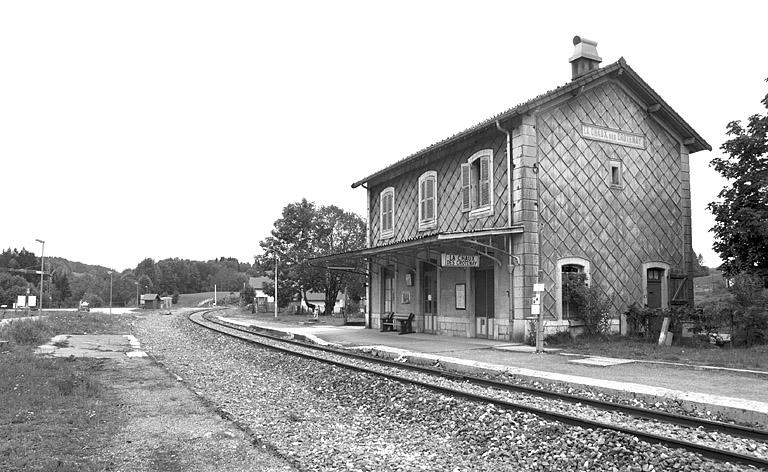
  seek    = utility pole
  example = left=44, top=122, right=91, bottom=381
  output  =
left=35, top=239, right=45, bottom=311
left=274, top=255, right=279, bottom=319
left=108, top=271, right=113, bottom=315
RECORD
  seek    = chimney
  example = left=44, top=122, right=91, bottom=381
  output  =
left=569, top=36, right=602, bottom=80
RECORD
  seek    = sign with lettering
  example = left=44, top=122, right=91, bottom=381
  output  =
left=441, top=254, right=480, bottom=267
left=581, top=123, right=645, bottom=149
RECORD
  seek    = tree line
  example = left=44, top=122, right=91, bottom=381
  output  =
left=0, top=249, right=252, bottom=308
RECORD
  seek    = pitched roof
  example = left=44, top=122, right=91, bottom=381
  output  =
left=140, top=293, right=160, bottom=300
left=352, top=58, right=710, bottom=189
left=248, top=276, right=271, bottom=289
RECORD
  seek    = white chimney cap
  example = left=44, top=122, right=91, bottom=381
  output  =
left=569, top=36, right=602, bottom=63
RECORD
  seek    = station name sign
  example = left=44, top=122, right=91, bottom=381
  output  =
left=581, top=123, right=645, bottom=149
left=441, top=254, right=480, bottom=267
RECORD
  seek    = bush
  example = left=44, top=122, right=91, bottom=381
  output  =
left=0, top=318, right=54, bottom=345
left=564, top=282, right=613, bottom=335
left=525, top=319, right=536, bottom=346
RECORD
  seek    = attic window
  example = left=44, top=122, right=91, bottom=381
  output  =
left=609, top=159, right=623, bottom=188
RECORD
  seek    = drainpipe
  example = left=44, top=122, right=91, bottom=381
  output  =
left=496, top=120, right=516, bottom=341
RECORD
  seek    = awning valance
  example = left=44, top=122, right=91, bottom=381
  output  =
left=309, top=226, right=524, bottom=273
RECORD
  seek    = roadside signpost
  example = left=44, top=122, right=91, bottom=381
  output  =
left=533, top=283, right=545, bottom=353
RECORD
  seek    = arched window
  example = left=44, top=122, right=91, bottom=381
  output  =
left=460, top=149, right=494, bottom=217
left=380, top=187, right=395, bottom=239
left=561, top=264, right=586, bottom=319
left=418, top=171, right=437, bottom=230
left=555, top=257, right=591, bottom=320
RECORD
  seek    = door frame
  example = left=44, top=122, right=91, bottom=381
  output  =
left=641, top=261, right=670, bottom=309
left=421, top=261, right=438, bottom=334
left=474, top=267, right=495, bottom=339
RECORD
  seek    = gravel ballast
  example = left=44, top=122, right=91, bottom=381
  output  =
left=133, top=311, right=759, bottom=471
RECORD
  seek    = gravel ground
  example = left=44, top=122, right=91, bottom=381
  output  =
left=205, top=315, right=768, bottom=464
left=133, top=312, right=759, bottom=471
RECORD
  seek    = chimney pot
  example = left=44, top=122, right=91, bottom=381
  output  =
left=570, top=36, right=602, bottom=80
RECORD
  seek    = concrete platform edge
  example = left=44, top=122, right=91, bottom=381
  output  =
left=218, top=317, right=768, bottom=426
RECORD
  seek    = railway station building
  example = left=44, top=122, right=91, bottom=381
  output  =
left=313, top=37, right=710, bottom=342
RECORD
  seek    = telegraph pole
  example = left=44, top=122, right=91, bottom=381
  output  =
left=35, top=239, right=45, bottom=311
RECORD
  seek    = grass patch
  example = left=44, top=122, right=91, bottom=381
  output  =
left=176, top=291, right=239, bottom=307
left=0, top=311, right=134, bottom=346
left=546, top=333, right=768, bottom=370
left=0, top=311, right=133, bottom=471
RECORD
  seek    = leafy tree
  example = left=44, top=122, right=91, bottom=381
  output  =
left=708, top=78, right=768, bottom=281
left=692, top=251, right=710, bottom=278
left=255, top=199, right=366, bottom=314
left=0, top=273, right=32, bottom=307
left=52, top=272, right=72, bottom=305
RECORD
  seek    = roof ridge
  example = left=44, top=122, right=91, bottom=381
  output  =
left=352, top=60, right=623, bottom=188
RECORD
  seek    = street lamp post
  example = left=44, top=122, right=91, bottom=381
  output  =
left=107, top=271, right=113, bottom=315
left=35, top=239, right=45, bottom=311
left=135, top=281, right=139, bottom=307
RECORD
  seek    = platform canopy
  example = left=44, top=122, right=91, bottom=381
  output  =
left=309, top=226, right=524, bottom=276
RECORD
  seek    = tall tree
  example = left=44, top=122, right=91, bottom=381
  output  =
left=255, top=199, right=366, bottom=314
left=708, top=78, right=768, bottom=280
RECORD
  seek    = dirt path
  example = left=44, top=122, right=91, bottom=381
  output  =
left=98, top=356, right=294, bottom=472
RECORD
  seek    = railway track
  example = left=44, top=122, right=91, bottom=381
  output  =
left=190, top=310, right=768, bottom=470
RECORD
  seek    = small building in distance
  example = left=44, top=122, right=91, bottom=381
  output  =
left=140, top=293, right=161, bottom=309
left=301, top=291, right=344, bottom=315
left=248, top=276, right=275, bottom=312
left=312, top=37, right=710, bottom=342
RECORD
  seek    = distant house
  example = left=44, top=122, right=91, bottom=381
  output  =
left=140, top=293, right=161, bottom=309
left=301, top=291, right=344, bottom=314
left=248, top=277, right=275, bottom=312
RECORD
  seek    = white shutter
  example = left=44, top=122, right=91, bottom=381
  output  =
left=479, top=156, right=490, bottom=207
left=426, top=178, right=435, bottom=220
left=461, top=163, right=471, bottom=212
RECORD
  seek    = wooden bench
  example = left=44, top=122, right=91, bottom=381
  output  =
left=381, top=313, right=415, bottom=335
left=380, top=313, right=395, bottom=332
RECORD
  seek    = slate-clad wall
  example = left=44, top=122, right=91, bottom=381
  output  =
left=536, top=78, right=690, bottom=317
left=368, top=130, right=509, bottom=245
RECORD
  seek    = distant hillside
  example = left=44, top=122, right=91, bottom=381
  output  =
left=46, top=256, right=115, bottom=278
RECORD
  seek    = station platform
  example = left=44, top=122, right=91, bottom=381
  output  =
left=216, top=312, right=768, bottom=426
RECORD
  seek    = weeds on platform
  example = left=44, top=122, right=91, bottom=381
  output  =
left=545, top=332, right=768, bottom=370
left=0, top=310, right=133, bottom=346
left=0, top=311, right=129, bottom=471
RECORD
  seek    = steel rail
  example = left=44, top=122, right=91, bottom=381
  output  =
left=191, top=312, right=768, bottom=470
left=201, top=313, right=768, bottom=441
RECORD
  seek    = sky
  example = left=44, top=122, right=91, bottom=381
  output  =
left=1, top=1, right=765, bottom=272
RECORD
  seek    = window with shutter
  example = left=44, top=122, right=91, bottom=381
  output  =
left=418, top=171, right=437, bottom=231
left=464, top=150, right=494, bottom=218
left=461, top=164, right=471, bottom=212
left=479, top=156, right=490, bottom=206
left=380, top=187, right=395, bottom=238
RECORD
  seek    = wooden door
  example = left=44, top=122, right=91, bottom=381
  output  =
left=422, top=263, right=437, bottom=333
left=474, top=268, right=494, bottom=338
left=647, top=268, right=663, bottom=308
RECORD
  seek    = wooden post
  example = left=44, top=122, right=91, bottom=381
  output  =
left=658, top=317, right=670, bottom=345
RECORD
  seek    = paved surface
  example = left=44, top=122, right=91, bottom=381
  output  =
left=35, top=334, right=148, bottom=358
left=218, top=313, right=768, bottom=425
